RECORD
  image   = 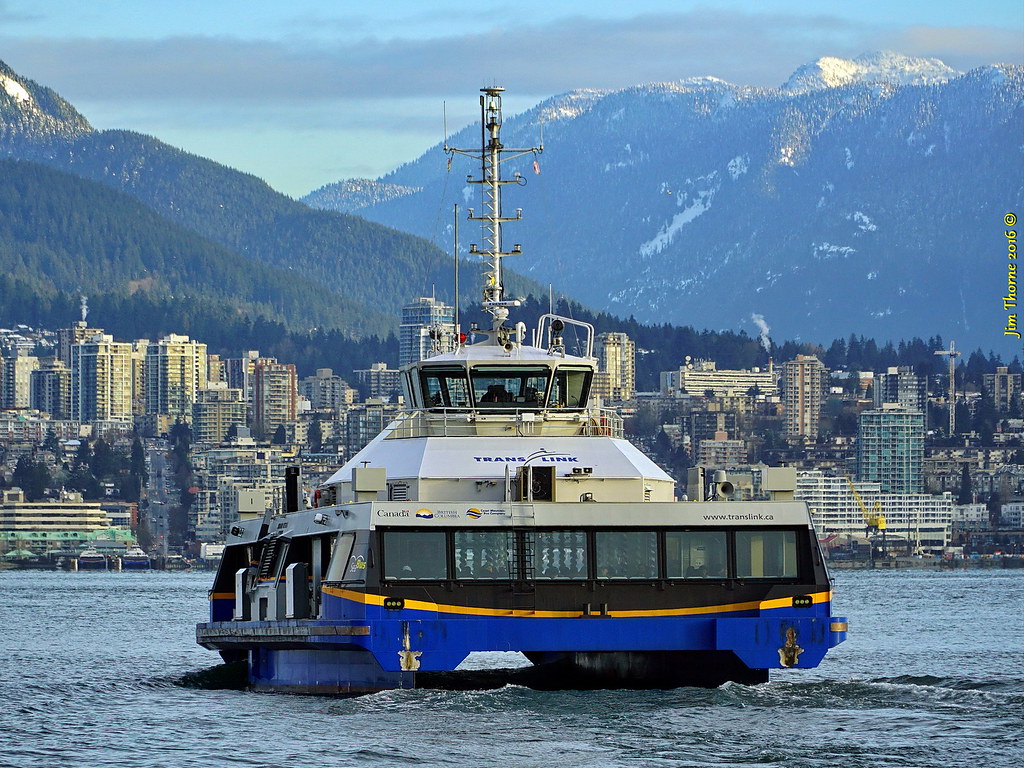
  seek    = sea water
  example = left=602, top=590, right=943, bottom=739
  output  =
left=0, top=568, right=1021, bottom=768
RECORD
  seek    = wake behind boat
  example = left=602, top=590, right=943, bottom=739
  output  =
left=196, top=87, right=847, bottom=693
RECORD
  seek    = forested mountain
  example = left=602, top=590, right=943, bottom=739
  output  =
left=0, top=59, right=541, bottom=338
left=306, top=54, right=1024, bottom=354
left=0, top=158, right=395, bottom=334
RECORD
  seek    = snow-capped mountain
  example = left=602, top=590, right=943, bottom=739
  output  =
left=304, top=53, right=1024, bottom=352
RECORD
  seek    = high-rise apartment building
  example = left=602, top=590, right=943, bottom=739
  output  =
left=299, top=368, right=357, bottom=413
left=30, top=359, right=71, bottom=419
left=783, top=354, right=826, bottom=441
left=144, top=334, right=209, bottom=418
left=70, top=334, right=134, bottom=423
left=983, top=366, right=1022, bottom=412
left=399, top=297, right=455, bottom=367
left=192, top=384, right=247, bottom=445
left=594, top=332, right=636, bottom=402
left=857, top=406, right=925, bottom=493
left=2, top=346, right=39, bottom=409
left=252, top=360, right=297, bottom=437
left=56, top=321, right=103, bottom=367
left=353, top=363, right=401, bottom=401
left=873, top=366, right=926, bottom=411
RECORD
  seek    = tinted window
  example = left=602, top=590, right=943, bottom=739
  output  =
left=665, top=530, right=728, bottom=578
left=534, top=530, right=588, bottom=579
left=383, top=531, right=447, bottom=580
left=595, top=531, right=658, bottom=579
left=454, top=530, right=511, bottom=580
left=420, top=367, right=471, bottom=408
left=470, top=366, right=550, bottom=409
left=548, top=366, right=592, bottom=409
left=735, top=530, right=798, bottom=579
left=324, top=532, right=356, bottom=581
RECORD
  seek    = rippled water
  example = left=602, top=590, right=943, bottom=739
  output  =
left=1, top=568, right=1021, bottom=767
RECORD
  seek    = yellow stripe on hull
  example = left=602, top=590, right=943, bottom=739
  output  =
left=321, top=586, right=831, bottom=619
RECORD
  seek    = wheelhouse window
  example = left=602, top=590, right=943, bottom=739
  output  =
left=324, top=531, right=356, bottom=582
left=534, top=530, right=588, bottom=579
left=735, top=530, right=798, bottom=579
left=665, top=530, right=728, bottom=579
left=548, top=366, right=592, bottom=409
left=454, top=530, right=511, bottom=580
left=595, top=531, right=658, bottom=579
left=383, top=531, right=447, bottom=580
left=420, top=367, right=471, bottom=408
left=470, top=366, right=551, bottom=409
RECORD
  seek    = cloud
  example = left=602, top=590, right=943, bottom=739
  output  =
left=2, top=9, right=1019, bottom=109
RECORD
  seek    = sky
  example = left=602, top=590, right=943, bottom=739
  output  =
left=1, top=0, right=1021, bottom=198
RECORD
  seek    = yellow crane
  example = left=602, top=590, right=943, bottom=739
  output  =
left=845, top=476, right=886, bottom=557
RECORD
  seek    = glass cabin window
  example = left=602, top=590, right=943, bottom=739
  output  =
left=595, top=531, right=658, bottom=579
left=470, top=366, right=550, bottom=409
left=454, top=530, right=512, bottom=580
left=383, top=531, right=447, bottom=580
left=735, top=530, right=798, bottom=579
left=665, top=530, right=728, bottom=579
left=534, top=530, right=588, bottom=579
left=548, top=366, right=592, bottom=409
left=420, top=367, right=471, bottom=408
left=324, top=532, right=356, bottom=581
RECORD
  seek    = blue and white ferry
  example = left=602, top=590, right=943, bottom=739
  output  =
left=196, top=87, right=847, bottom=693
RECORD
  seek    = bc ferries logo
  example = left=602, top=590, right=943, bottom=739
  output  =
left=415, top=509, right=434, bottom=519
left=466, top=508, right=482, bottom=519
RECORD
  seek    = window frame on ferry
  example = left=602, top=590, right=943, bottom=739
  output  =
left=375, top=526, right=810, bottom=584
left=414, top=363, right=593, bottom=411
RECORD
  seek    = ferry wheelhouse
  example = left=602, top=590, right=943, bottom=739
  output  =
left=196, top=87, right=847, bottom=693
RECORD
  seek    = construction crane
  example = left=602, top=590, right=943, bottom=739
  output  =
left=845, top=476, right=886, bottom=558
left=934, top=341, right=960, bottom=435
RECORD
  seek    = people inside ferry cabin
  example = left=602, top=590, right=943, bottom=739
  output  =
left=482, top=384, right=511, bottom=403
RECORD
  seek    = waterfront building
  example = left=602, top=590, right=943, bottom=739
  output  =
left=873, top=366, right=926, bottom=411
left=594, top=332, right=635, bottom=403
left=796, top=471, right=952, bottom=553
left=399, top=297, right=455, bottom=367
left=783, top=355, right=826, bottom=441
left=857, top=406, right=925, bottom=493
left=191, top=435, right=289, bottom=540
left=70, top=333, right=134, bottom=424
left=0, top=488, right=119, bottom=556
left=1001, top=502, right=1024, bottom=529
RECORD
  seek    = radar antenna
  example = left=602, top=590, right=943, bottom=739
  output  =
left=445, top=87, right=542, bottom=344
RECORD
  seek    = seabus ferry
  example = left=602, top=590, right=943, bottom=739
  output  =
left=196, top=87, right=847, bottom=693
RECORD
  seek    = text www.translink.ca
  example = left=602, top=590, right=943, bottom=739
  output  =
left=702, top=513, right=775, bottom=521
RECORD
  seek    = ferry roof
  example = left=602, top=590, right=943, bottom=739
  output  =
left=412, top=342, right=594, bottom=367
left=324, top=434, right=674, bottom=485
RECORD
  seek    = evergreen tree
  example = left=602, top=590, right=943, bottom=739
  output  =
left=957, top=464, right=973, bottom=505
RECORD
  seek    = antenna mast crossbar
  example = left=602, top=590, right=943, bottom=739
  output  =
left=444, top=87, right=542, bottom=338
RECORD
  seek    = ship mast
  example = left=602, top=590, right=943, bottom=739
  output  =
left=445, top=87, right=542, bottom=343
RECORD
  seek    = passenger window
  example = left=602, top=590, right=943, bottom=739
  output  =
left=324, top=532, right=356, bottom=581
left=383, top=531, right=447, bottom=580
left=665, top=530, right=728, bottom=578
left=534, top=531, right=588, bottom=579
left=454, top=530, right=511, bottom=579
left=735, top=530, right=798, bottom=579
left=595, top=531, right=658, bottom=579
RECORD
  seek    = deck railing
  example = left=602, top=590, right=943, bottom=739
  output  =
left=383, top=407, right=625, bottom=439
